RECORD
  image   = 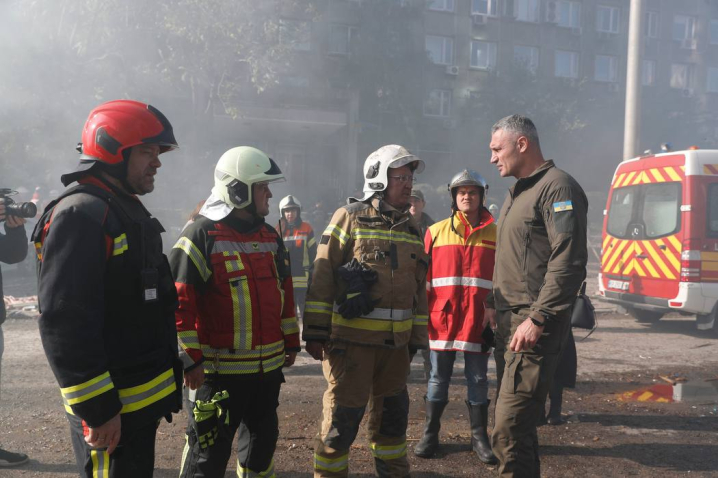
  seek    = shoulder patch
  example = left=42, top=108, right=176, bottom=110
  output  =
left=552, top=200, right=573, bottom=212
left=320, top=235, right=330, bottom=245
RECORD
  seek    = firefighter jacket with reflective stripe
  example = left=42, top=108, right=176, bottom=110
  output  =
left=303, top=198, right=429, bottom=349
left=485, top=160, right=588, bottom=322
left=169, top=214, right=300, bottom=376
left=425, top=209, right=496, bottom=353
left=278, top=218, right=317, bottom=290
left=32, top=177, right=181, bottom=431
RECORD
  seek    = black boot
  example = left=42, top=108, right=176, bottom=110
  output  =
left=547, top=385, right=564, bottom=426
left=466, top=400, right=497, bottom=465
left=414, top=397, right=448, bottom=458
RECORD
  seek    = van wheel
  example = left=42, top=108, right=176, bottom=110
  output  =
left=628, top=308, right=664, bottom=323
left=696, top=309, right=718, bottom=336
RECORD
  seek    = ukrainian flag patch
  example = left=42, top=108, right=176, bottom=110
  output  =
left=553, top=201, right=573, bottom=212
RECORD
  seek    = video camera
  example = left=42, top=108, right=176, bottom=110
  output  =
left=0, top=189, right=37, bottom=220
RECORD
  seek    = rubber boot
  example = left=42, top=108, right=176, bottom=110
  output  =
left=414, top=397, right=448, bottom=458
left=466, top=400, right=497, bottom=465
left=547, top=385, right=564, bottom=426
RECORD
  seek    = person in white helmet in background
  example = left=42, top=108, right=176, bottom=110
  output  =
left=169, top=146, right=300, bottom=478
left=278, top=195, right=317, bottom=322
left=303, top=144, right=429, bottom=477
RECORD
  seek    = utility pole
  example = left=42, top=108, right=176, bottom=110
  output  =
left=623, top=0, right=644, bottom=160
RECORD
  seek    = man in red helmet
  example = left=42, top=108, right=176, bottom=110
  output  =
left=32, top=100, right=183, bottom=478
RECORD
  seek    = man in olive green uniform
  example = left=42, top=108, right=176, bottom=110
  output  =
left=485, top=115, right=587, bottom=477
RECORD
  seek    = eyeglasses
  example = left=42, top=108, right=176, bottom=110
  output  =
left=388, top=175, right=416, bottom=184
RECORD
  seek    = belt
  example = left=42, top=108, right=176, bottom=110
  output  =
left=333, top=305, right=413, bottom=321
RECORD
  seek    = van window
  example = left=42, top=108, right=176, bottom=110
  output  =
left=606, top=182, right=681, bottom=239
left=641, top=183, right=681, bottom=238
left=708, top=183, right=718, bottom=236
left=607, top=186, right=636, bottom=238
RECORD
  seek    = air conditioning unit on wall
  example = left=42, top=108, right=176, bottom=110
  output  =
left=472, top=14, right=487, bottom=26
left=445, top=65, right=459, bottom=76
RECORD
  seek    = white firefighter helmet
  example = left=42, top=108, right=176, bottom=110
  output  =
left=351, top=144, right=425, bottom=202
left=211, top=146, right=284, bottom=210
left=488, top=203, right=500, bottom=217
left=279, top=195, right=302, bottom=214
left=448, top=169, right=488, bottom=209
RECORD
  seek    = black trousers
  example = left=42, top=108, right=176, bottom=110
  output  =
left=67, top=413, right=158, bottom=478
left=180, top=372, right=284, bottom=478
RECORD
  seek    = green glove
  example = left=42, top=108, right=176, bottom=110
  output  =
left=192, top=390, right=230, bottom=449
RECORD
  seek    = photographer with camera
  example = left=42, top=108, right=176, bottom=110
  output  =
left=0, top=194, right=30, bottom=467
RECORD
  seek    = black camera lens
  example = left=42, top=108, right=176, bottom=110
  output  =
left=6, top=201, right=37, bottom=218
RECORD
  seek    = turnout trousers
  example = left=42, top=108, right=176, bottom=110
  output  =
left=491, top=308, right=570, bottom=478
left=313, top=342, right=411, bottom=478
left=180, top=371, right=283, bottom=478
left=67, top=413, right=158, bottom=478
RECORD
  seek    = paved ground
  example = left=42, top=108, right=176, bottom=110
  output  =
left=0, top=304, right=716, bottom=477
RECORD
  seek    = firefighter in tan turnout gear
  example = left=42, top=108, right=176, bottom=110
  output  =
left=304, top=144, right=429, bottom=477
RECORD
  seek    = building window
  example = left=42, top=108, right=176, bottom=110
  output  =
left=645, top=11, right=658, bottom=38
left=673, top=15, right=696, bottom=41
left=514, top=0, right=539, bottom=22
left=708, top=68, right=718, bottom=93
left=710, top=20, right=718, bottom=45
left=424, top=89, right=452, bottom=117
left=596, top=5, right=620, bottom=34
left=513, top=45, right=539, bottom=73
left=670, top=63, right=692, bottom=89
left=328, top=24, right=357, bottom=55
left=470, top=40, right=497, bottom=70
left=428, top=0, right=454, bottom=12
left=426, top=35, right=454, bottom=65
left=548, top=1, right=581, bottom=29
left=595, top=55, right=618, bottom=82
left=642, top=60, right=656, bottom=86
left=280, top=19, right=311, bottom=51
left=555, top=50, right=579, bottom=78
left=471, top=0, right=499, bottom=16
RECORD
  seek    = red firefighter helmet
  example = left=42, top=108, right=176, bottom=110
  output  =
left=79, top=100, right=178, bottom=165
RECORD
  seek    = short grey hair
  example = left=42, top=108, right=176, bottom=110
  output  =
left=491, top=115, right=541, bottom=149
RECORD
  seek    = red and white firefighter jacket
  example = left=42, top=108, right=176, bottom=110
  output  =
left=303, top=198, right=429, bottom=348
left=32, top=177, right=181, bottom=432
left=425, top=209, right=496, bottom=353
left=169, top=214, right=301, bottom=375
left=278, top=218, right=317, bottom=290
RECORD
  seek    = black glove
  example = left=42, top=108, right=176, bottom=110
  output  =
left=336, top=259, right=379, bottom=319
left=481, top=324, right=496, bottom=349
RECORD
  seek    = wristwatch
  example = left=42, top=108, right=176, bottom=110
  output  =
left=529, top=315, right=545, bottom=327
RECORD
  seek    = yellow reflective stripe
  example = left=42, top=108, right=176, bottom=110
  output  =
left=223, top=250, right=245, bottom=272
left=34, top=241, right=43, bottom=260
left=353, top=229, right=423, bottom=246
left=201, top=341, right=285, bottom=359
left=180, top=436, right=190, bottom=477
left=370, top=441, right=407, bottom=461
left=178, top=330, right=200, bottom=349
left=174, top=237, right=211, bottom=282
left=91, top=449, right=109, bottom=478
left=323, top=224, right=350, bottom=245
left=413, top=314, right=428, bottom=326
left=281, top=317, right=300, bottom=335
left=205, top=353, right=286, bottom=375
left=314, top=453, right=349, bottom=472
left=238, top=457, right=275, bottom=477
left=307, top=236, right=317, bottom=248
left=305, top=301, right=333, bottom=315
left=118, top=368, right=176, bottom=414
left=112, top=233, right=128, bottom=256
left=61, top=372, right=114, bottom=405
left=332, top=313, right=414, bottom=332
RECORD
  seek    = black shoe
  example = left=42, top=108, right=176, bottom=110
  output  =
left=466, top=400, right=497, bottom=465
left=547, top=414, right=565, bottom=426
left=0, top=448, right=29, bottom=467
left=414, top=397, right=448, bottom=458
